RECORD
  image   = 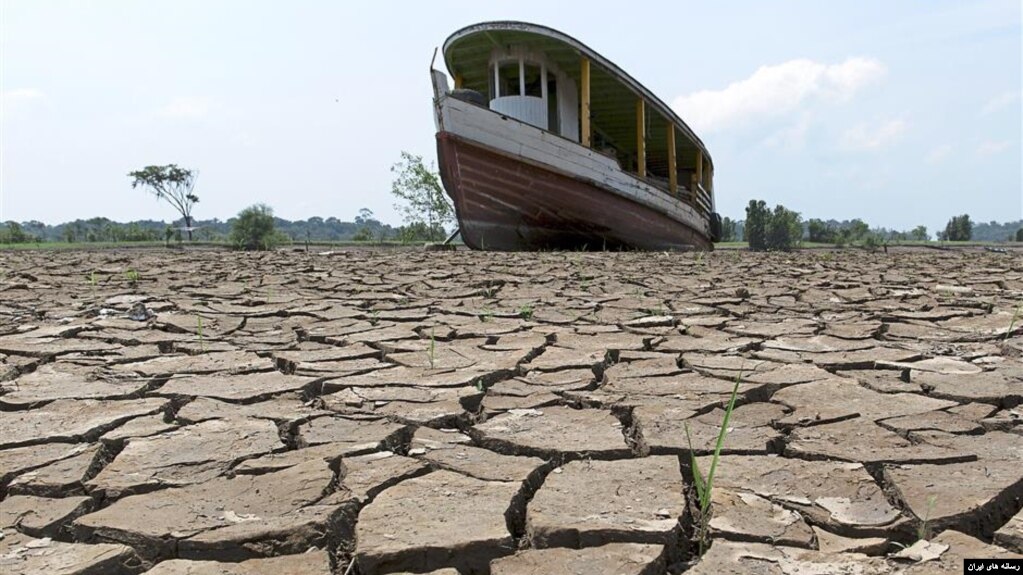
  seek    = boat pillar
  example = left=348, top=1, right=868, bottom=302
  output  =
left=581, top=57, right=591, bottom=148
left=636, top=99, right=646, bottom=178
left=454, top=74, right=464, bottom=89
left=668, top=126, right=677, bottom=195
left=696, top=149, right=703, bottom=188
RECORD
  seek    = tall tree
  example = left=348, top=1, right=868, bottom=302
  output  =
left=944, top=214, right=973, bottom=241
left=129, top=165, right=199, bottom=240
left=391, top=151, right=454, bottom=241
left=744, top=200, right=769, bottom=251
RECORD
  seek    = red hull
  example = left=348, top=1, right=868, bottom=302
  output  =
left=436, top=132, right=711, bottom=251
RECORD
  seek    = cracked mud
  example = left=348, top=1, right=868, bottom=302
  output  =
left=0, top=247, right=1021, bottom=574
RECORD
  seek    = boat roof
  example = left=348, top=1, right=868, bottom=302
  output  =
left=443, top=21, right=713, bottom=172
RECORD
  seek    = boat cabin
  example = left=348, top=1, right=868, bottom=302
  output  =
left=443, top=22, right=714, bottom=217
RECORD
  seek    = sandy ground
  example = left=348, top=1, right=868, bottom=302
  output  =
left=0, top=247, right=1021, bottom=574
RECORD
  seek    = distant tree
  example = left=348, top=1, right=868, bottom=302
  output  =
left=129, top=164, right=199, bottom=240
left=0, top=221, right=33, bottom=244
left=744, top=200, right=769, bottom=251
left=719, top=217, right=738, bottom=242
left=391, top=151, right=454, bottom=241
left=230, top=204, right=285, bottom=251
left=910, top=225, right=929, bottom=241
left=944, top=214, right=973, bottom=241
left=355, top=208, right=375, bottom=225
left=397, top=221, right=448, bottom=244
left=807, top=219, right=836, bottom=243
left=1016, top=228, right=1023, bottom=242
left=766, top=205, right=802, bottom=251
left=847, top=219, right=870, bottom=241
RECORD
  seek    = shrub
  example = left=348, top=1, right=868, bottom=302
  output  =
left=230, top=204, right=285, bottom=251
left=1016, top=228, right=1023, bottom=242
left=766, top=205, right=802, bottom=251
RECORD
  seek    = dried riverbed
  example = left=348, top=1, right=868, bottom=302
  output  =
left=1, top=247, right=1021, bottom=574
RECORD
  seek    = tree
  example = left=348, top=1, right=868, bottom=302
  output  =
left=230, top=204, right=283, bottom=251
left=766, top=205, right=802, bottom=251
left=944, top=214, right=973, bottom=241
left=354, top=208, right=374, bottom=225
left=129, top=164, right=199, bottom=240
left=719, top=217, right=738, bottom=242
left=910, top=225, right=928, bottom=241
left=744, top=200, right=769, bottom=251
left=391, top=151, right=454, bottom=241
left=1016, top=228, right=1023, bottom=242
left=807, top=219, right=836, bottom=243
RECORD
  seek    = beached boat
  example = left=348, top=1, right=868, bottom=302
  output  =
left=432, top=21, right=721, bottom=251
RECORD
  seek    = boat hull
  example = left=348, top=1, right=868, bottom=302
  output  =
left=437, top=132, right=712, bottom=251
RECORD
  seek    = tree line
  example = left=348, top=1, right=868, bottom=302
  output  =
left=1, top=153, right=455, bottom=249
left=718, top=203, right=1022, bottom=251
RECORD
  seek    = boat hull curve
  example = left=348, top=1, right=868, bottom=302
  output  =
left=436, top=132, right=712, bottom=251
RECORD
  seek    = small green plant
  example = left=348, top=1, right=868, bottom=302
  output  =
left=196, top=314, right=206, bottom=353
left=1005, top=304, right=1022, bottom=341
left=427, top=328, right=436, bottom=369
left=518, top=305, right=534, bottom=320
left=369, top=310, right=380, bottom=326
left=480, top=308, right=493, bottom=323
left=917, top=494, right=938, bottom=541
left=124, top=269, right=140, bottom=285
left=88, top=271, right=98, bottom=287
left=684, top=374, right=742, bottom=556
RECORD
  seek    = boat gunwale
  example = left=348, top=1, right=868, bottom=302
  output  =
left=441, top=20, right=714, bottom=171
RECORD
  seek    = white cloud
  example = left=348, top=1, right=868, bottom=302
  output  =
left=158, top=97, right=211, bottom=119
left=841, top=119, right=907, bottom=150
left=976, top=140, right=1012, bottom=157
left=982, top=91, right=1020, bottom=115
left=672, top=57, right=886, bottom=133
left=926, top=144, right=952, bottom=164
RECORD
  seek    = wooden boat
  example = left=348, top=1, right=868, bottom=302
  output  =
left=432, top=21, right=721, bottom=251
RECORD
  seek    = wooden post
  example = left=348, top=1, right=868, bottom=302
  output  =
left=580, top=58, right=591, bottom=148
left=454, top=74, right=464, bottom=89
left=695, top=149, right=703, bottom=189
left=636, top=99, right=646, bottom=178
left=667, top=126, right=677, bottom=195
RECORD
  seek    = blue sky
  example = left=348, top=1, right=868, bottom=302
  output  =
left=2, top=0, right=1020, bottom=233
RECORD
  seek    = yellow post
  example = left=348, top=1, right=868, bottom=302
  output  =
left=636, top=99, right=646, bottom=178
left=580, top=58, right=591, bottom=148
left=695, top=149, right=703, bottom=189
left=454, top=74, right=464, bottom=89
left=667, top=126, right=677, bottom=195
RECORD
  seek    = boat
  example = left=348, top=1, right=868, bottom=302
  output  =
left=431, top=21, right=722, bottom=251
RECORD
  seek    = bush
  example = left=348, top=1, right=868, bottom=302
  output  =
left=397, top=221, right=448, bottom=243
left=1017, top=228, right=1023, bottom=242
left=766, top=205, right=802, bottom=251
left=230, top=204, right=285, bottom=251
left=745, top=200, right=801, bottom=252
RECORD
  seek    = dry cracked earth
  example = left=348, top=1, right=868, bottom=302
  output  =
left=0, top=247, right=1021, bottom=575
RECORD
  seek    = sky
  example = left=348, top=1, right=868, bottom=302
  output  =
left=1, top=0, right=1020, bottom=234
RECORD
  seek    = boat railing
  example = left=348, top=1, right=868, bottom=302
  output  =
left=694, top=183, right=713, bottom=217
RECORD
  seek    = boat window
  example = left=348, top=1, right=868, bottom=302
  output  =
left=523, top=64, right=543, bottom=98
left=498, top=62, right=520, bottom=97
